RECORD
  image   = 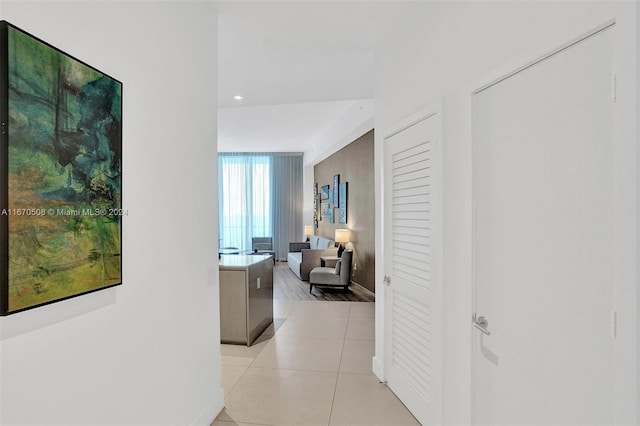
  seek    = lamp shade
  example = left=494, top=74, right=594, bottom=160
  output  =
left=304, top=225, right=314, bottom=237
left=335, top=229, right=350, bottom=243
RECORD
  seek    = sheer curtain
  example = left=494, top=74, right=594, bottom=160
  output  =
left=218, top=153, right=302, bottom=260
left=218, top=154, right=272, bottom=252
left=271, top=154, right=303, bottom=260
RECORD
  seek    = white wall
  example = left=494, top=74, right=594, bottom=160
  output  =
left=0, top=2, right=222, bottom=425
left=373, top=1, right=638, bottom=424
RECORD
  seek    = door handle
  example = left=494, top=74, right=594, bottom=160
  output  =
left=473, top=313, right=491, bottom=336
left=383, top=275, right=391, bottom=286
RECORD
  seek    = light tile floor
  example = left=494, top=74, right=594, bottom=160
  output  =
left=213, top=300, right=420, bottom=426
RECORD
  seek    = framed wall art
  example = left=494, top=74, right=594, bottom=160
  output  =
left=321, top=184, right=330, bottom=200
left=339, top=182, right=348, bottom=224
left=0, top=21, right=123, bottom=315
left=313, top=182, right=318, bottom=227
left=321, top=202, right=334, bottom=223
left=333, top=174, right=340, bottom=208
left=315, top=193, right=321, bottom=223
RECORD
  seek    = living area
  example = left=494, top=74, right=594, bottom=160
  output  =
left=218, top=129, right=375, bottom=303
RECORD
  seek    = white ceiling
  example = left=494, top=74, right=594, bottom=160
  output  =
left=217, top=2, right=385, bottom=159
left=218, top=99, right=374, bottom=153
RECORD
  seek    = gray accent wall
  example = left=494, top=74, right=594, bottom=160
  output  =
left=314, top=129, right=375, bottom=293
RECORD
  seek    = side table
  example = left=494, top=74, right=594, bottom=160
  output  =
left=320, top=255, right=340, bottom=268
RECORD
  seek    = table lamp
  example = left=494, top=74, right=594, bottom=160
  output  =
left=304, top=225, right=314, bottom=241
left=335, top=229, right=350, bottom=257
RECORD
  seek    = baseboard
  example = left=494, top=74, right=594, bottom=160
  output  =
left=189, top=387, right=225, bottom=426
left=350, top=280, right=375, bottom=298
left=372, top=356, right=385, bottom=382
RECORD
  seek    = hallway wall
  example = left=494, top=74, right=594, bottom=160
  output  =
left=373, top=2, right=638, bottom=424
left=0, top=2, right=221, bottom=425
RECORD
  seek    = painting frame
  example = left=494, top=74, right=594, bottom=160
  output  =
left=0, top=21, right=123, bottom=315
left=333, top=174, right=340, bottom=208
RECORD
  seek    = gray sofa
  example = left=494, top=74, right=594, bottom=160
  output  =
left=287, top=235, right=338, bottom=281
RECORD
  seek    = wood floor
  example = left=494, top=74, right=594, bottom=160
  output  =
left=274, top=262, right=375, bottom=302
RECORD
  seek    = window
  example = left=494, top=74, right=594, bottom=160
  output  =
left=218, top=154, right=272, bottom=251
left=218, top=153, right=302, bottom=260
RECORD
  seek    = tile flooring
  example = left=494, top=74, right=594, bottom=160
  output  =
left=213, top=300, right=420, bottom=426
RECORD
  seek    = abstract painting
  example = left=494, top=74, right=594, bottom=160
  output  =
left=339, top=182, right=348, bottom=224
left=0, top=22, right=123, bottom=315
left=321, top=184, right=330, bottom=200
left=321, top=202, right=333, bottom=224
left=313, top=183, right=318, bottom=227
left=315, top=193, right=321, bottom=224
left=333, top=174, right=339, bottom=208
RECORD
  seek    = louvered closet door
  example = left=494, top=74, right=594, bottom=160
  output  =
left=384, top=107, right=442, bottom=426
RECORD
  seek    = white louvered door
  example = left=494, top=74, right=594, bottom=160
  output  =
left=384, top=106, right=442, bottom=425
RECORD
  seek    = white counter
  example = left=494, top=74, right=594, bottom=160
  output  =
left=219, top=254, right=272, bottom=269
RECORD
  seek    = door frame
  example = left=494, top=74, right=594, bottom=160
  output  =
left=380, top=100, right=443, bottom=424
left=375, top=104, right=443, bottom=382
left=468, top=17, right=638, bottom=424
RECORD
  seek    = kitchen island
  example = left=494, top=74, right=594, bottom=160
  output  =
left=219, top=254, right=273, bottom=346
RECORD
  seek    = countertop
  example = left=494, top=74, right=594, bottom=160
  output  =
left=219, top=254, right=272, bottom=270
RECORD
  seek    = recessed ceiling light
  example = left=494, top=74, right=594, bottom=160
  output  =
left=233, top=95, right=244, bottom=101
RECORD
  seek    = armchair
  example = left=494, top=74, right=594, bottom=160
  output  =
left=309, top=249, right=353, bottom=293
left=252, top=237, right=273, bottom=251
left=251, top=237, right=275, bottom=263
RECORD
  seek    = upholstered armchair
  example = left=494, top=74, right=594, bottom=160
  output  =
left=251, top=237, right=273, bottom=251
left=251, top=237, right=275, bottom=263
left=309, top=249, right=353, bottom=293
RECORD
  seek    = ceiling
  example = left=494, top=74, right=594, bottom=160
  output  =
left=217, top=1, right=385, bottom=160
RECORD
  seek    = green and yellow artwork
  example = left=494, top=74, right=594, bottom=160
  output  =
left=1, top=22, right=122, bottom=315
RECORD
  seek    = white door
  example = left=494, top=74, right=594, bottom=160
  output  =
left=473, top=25, right=615, bottom=425
left=384, top=106, right=442, bottom=425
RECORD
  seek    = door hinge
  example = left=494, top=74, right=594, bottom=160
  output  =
left=612, top=74, right=617, bottom=103
left=611, top=309, right=617, bottom=338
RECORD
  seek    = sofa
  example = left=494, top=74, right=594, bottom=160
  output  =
left=287, top=235, right=338, bottom=281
